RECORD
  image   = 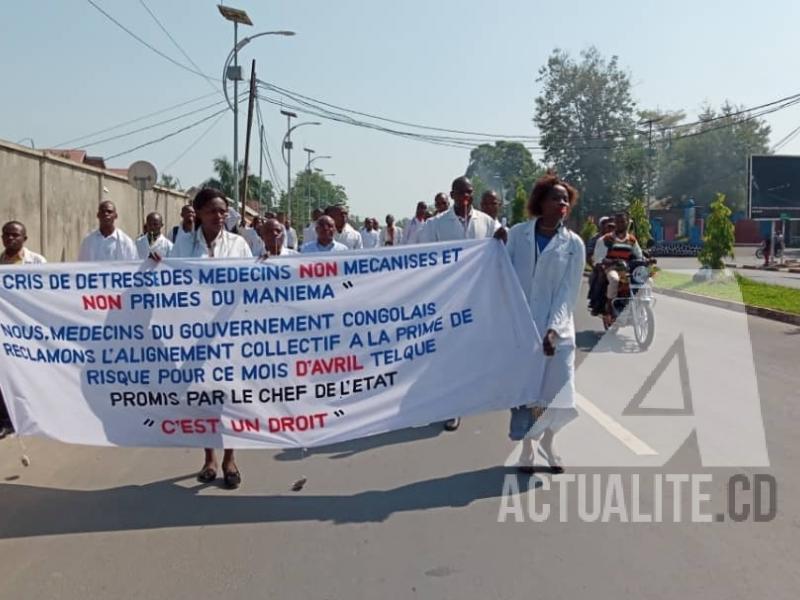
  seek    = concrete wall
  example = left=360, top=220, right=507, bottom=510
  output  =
left=0, top=139, right=188, bottom=262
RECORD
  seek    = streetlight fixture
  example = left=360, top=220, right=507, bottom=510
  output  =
left=280, top=115, right=320, bottom=224
left=218, top=4, right=294, bottom=209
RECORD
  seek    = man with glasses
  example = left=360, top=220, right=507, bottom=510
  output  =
left=419, top=175, right=501, bottom=431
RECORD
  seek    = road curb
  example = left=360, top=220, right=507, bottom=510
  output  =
left=653, top=286, right=800, bottom=326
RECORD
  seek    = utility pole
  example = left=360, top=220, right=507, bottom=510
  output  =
left=304, top=147, right=315, bottom=224
left=258, top=124, right=264, bottom=212
left=639, top=116, right=664, bottom=220
left=240, top=60, right=257, bottom=225
left=281, top=110, right=297, bottom=222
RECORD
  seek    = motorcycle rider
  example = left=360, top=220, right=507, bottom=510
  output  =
left=593, top=211, right=643, bottom=323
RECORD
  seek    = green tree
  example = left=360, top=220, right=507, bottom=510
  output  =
left=279, top=170, right=347, bottom=226
left=628, top=198, right=651, bottom=247
left=203, top=156, right=275, bottom=208
left=158, top=173, right=179, bottom=190
left=534, top=47, right=637, bottom=220
left=698, top=194, right=735, bottom=269
left=511, top=181, right=527, bottom=225
left=580, top=218, right=598, bottom=243
left=465, top=141, right=544, bottom=213
left=657, top=103, right=770, bottom=213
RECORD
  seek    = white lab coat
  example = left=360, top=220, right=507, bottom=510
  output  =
left=240, top=227, right=264, bottom=255
left=334, top=223, right=363, bottom=250
left=136, top=234, right=173, bottom=260
left=379, top=226, right=402, bottom=246
left=286, top=227, right=298, bottom=250
left=360, top=229, right=380, bottom=249
left=169, top=227, right=252, bottom=258
left=403, top=217, right=426, bottom=245
left=419, top=207, right=499, bottom=243
left=78, top=229, right=138, bottom=262
left=302, top=223, right=316, bottom=245
left=506, top=219, right=585, bottom=409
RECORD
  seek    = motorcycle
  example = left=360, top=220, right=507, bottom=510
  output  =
left=600, top=258, right=657, bottom=350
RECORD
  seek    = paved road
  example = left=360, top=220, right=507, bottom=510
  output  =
left=1, top=290, right=798, bottom=599
left=656, top=246, right=800, bottom=289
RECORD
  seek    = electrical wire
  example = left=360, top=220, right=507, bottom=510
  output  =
left=137, top=0, right=218, bottom=92
left=105, top=108, right=229, bottom=161
left=80, top=99, right=228, bottom=149
left=162, top=111, right=226, bottom=172
left=52, top=91, right=220, bottom=148
left=85, top=0, right=216, bottom=84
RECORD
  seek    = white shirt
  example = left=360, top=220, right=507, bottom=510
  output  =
left=301, top=240, right=348, bottom=254
left=379, top=226, right=403, bottom=246
left=173, top=225, right=194, bottom=245
left=403, top=217, right=427, bottom=245
left=0, top=248, right=47, bottom=264
left=263, top=246, right=299, bottom=257
left=78, top=228, right=138, bottom=262
left=360, top=229, right=380, bottom=249
left=241, top=227, right=263, bottom=255
left=286, top=227, right=298, bottom=249
left=419, top=208, right=499, bottom=243
left=335, top=223, right=363, bottom=250
left=136, top=233, right=173, bottom=260
left=170, top=228, right=253, bottom=259
left=225, top=206, right=242, bottom=231
left=302, top=223, right=317, bottom=245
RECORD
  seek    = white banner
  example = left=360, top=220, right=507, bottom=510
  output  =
left=0, top=240, right=543, bottom=448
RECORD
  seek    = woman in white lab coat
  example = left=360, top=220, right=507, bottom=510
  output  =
left=505, top=173, right=585, bottom=473
left=170, top=187, right=252, bottom=488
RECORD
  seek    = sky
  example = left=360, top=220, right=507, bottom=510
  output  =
left=3, top=0, right=800, bottom=222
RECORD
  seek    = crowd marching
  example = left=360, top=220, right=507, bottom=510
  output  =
left=0, top=172, right=585, bottom=489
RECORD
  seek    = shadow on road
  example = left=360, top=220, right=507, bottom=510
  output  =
left=0, top=466, right=535, bottom=539
left=273, top=424, right=444, bottom=461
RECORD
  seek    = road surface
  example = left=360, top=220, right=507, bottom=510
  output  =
left=1, top=288, right=797, bottom=599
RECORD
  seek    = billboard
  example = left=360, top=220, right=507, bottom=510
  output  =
left=748, top=154, right=800, bottom=220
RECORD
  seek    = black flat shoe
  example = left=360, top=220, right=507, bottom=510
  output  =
left=197, top=467, right=217, bottom=483
left=223, top=470, right=242, bottom=489
left=444, top=417, right=461, bottom=431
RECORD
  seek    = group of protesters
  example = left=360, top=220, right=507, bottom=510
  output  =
left=0, top=171, right=586, bottom=487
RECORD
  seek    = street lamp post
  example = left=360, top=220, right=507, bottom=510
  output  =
left=280, top=117, right=321, bottom=225
left=218, top=5, right=252, bottom=210
left=219, top=4, right=294, bottom=208
left=303, top=147, right=315, bottom=221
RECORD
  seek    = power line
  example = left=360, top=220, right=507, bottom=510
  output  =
left=81, top=99, right=228, bottom=149
left=105, top=108, right=229, bottom=161
left=137, top=0, right=218, bottom=93
left=84, top=0, right=215, bottom=84
left=162, top=112, right=226, bottom=172
left=52, top=91, right=220, bottom=148
left=255, top=97, right=284, bottom=195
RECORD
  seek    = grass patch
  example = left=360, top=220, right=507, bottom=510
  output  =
left=654, top=270, right=800, bottom=315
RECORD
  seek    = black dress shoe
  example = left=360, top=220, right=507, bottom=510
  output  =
left=443, top=417, right=461, bottom=431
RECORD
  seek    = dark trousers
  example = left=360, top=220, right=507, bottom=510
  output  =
left=0, top=389, right=12, bottom=427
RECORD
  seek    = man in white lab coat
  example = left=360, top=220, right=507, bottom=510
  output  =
left=260, top=218, right=298, bottom=257
left=78, top=200, right=138, bottom=262
left=325, top=205, right=363, bottom=250
left=302, top=208, right=323, bottom=246
left=301, top=216, right=348, bottom=253
left=170, top=204, right=195, bottom=244
left=434, top=192, right=450, bottom=215
left=360, top=218, right=380, bottom=249
left=419, top=176, right=501, bottom=431
left=241, top=216, right=264, bottom=256
left=403, top=201, right=428, bottom=245
left=379, top=214, right=402, bottom=246
left=136, top=212, right=173, bottom=259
